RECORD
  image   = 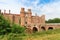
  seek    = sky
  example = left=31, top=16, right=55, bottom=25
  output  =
left=0, top=0, right=60, bottom=20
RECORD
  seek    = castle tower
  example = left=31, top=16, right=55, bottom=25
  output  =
left=20, top=8, right=25, bottom=26
left=27, top=9, right=32, bottom=25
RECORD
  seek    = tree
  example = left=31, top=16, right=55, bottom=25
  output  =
left=0, top=13, right=11, bottom=35
left=46, top=18, right=60, bottom=23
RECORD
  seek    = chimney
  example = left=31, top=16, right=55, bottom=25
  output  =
left=28, top=9, right=32, bottom=14
left=21, top=8, right=24, bottom=10
left=0, top=9, right=1, bottom=13
left=20, top=8, right=25, bottom=12
left=4, top=10, right=6, bottom=14
left=28, top=9, right=31, bottom=12
left=9, top=10, right=11, bottom=14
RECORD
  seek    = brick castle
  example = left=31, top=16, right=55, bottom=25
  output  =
left=0, top=8, right=60, bottom=32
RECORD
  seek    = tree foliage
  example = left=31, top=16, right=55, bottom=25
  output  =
left=46, top=18, right=60, bottom=23
left=0, top=14, right=11, bottom=35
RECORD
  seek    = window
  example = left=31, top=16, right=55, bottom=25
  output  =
left=25, top=14, right=28, bottom=18
left=25, top=21, right=27, bottom=24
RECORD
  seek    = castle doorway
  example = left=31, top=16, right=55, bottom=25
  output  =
left=48, top=27, right=53, bottom=30
left=41, top=26, right=45, bottom=30
left=33, top=27, right=38, bottom=32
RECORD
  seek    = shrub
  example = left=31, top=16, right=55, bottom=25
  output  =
left=11, top=24, right=26, bottom=34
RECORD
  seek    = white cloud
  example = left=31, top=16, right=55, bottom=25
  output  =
left=40, top=1, right=60, bottom=20
left=0, top=0, right=20, bottom=14
left=0, top=0, right=60, bottom=20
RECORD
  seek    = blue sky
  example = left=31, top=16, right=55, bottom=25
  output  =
left=0, top=0, right=60, bottom=20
